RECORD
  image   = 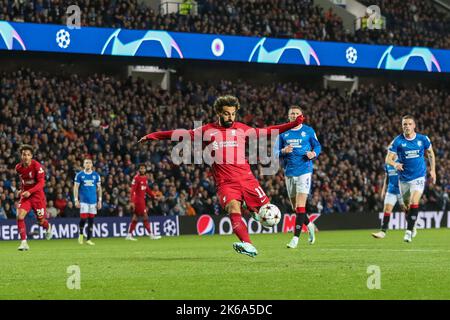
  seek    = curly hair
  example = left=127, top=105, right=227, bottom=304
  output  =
left=213, top=95, right=240, bottom=113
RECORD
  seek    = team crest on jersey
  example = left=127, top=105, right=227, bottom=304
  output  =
left=301, top=131, right=306, bottom=137
left=401, top=143, right=407, bottom=147
left=29, top=172, right=32, bottom=177
left=231, top=130, right=236, bottom=136
left=417, top=141, right=422, bottom=147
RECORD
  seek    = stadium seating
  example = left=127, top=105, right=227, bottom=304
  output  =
left=0, top=69, right=448, bottom=218
left=0, top=0, right=448, bottom=48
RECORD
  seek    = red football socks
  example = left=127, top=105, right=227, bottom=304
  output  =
left=128, top=220, right=137, bottom=234
left=39, top=219, right=49, bottom=230
left=230, top=213, right=251, bottom=243
left=17, top=219, right=27, bottom=240
left=143, top=220, right=151, bottom=234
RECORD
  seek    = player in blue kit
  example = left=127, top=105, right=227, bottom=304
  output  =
left=371, top=158, right=407, bottom=239
left=385, top=115, right=436, bottom=243
left=274, top=106, right=321, bottom=249
left=73, top=156, right=102, bottom=245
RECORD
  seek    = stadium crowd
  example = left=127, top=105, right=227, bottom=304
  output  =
left=0, top=0, right=448, bottom=49
left=0, top=68, right=449, bottom=220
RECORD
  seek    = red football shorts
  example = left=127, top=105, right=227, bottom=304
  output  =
left=18, top=192, right=47, bottom=220
left=133, top=202, right=147, bottom=216
left=217, top=178, right=270, bottom=212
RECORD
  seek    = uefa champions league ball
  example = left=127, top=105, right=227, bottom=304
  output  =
left=258, top=204, right=281, bottom=228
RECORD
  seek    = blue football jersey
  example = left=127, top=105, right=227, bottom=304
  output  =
left=388, top=133, right=431, bottom=182
left=74, top=171, right=101, bottom=204
left=274, top=124, right=321, bottom=176
left=385, top=164, right=400, bottom=195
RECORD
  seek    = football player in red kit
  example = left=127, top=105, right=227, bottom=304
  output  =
left=126, top=163, right=162, bottom=241
left=15, top=144, right=52, bottom=251
left=139, top=95, right=304, bottom=257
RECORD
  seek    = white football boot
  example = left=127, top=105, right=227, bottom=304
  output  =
left=287, top=236, right=299, bottom=249
left=18, top=240, right=30, bottom=251
left=404, top=230, right=412, bottom=243
left=371, top=231, right=386, bottom=239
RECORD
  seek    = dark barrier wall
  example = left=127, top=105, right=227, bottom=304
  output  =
left=181, top=211, right=450, bottom=236
left=0, top=216, right=180, bottom=241
left=1, top=211, right=448, bottom=240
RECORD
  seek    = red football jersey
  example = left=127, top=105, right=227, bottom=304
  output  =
left=193, top=122, right=256, bottom=186
left=130, top=174, right=155, bottom=203
left=145, top=118, right=301, bottom=186
left=15, top=159, right=46, bottom=194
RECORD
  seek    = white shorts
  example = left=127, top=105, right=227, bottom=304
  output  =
left=384, top=192, right=404, bottom=207
left=80, top=202, right=97, bottom=215
left=399, top=177, right=425, bottom=201
left=285, top=173, right=312, bottom=198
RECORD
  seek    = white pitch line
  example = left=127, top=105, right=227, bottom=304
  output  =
left=316, top=248, right=450, bottom=253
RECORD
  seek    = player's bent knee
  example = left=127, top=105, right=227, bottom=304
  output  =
left=383, top=204, right=394, bottom=213
left=225, top=200, right=241, bottom=214
left=17, top=209, right=27, bottom=220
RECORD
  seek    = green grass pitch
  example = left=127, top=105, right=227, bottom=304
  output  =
left=1, top=229, right=449, bottom=300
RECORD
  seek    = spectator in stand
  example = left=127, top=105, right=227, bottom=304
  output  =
left=0, top=68, right=448, bottom=217
left=47, top=200, right=59, bottom=218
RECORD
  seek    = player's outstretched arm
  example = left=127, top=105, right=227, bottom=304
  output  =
left=138, top=128, right=199, bottom=143
left=251, top=115, right=305, bottom=138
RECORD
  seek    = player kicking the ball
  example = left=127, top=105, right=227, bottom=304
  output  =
left=15, top=144, right=53, bottom=251
left=372, top=155, right=407, bottom=239
left=274, top=106, right=321, bottom=249
left=139, top=95, right=304, bottom=257
left=385, top=115, right=436, bottom=243
left=126, top=163, right=161, bottom=241
left=73, top=156, right=102, bottom=246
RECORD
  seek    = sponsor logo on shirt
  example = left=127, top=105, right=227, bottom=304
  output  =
left=218, top=141, right=238, bottom=148
left=83, top=180, right=95, bottom=187
left=404, top=150, right=420, bottom=159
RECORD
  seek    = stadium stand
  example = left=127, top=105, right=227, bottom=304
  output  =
left=0, top=0, right=448, bottom=48
left=0, top=69, right=448, bottom=218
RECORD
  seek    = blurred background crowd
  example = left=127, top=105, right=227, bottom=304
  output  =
left=0, top=0, right=448, bottom=48
left=0, top=68, right=448, bottom=220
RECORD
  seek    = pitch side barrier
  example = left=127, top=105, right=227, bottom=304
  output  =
left=0, top=211, right=448, bottom=240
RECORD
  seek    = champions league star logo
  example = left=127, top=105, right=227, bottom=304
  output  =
left=101, top=29, right=183, bottom=58
left=377, top=46, right=441, bottom=72
left=0, top=21, right=26, bottom=50
left=248, top=38, right=320, bottom=65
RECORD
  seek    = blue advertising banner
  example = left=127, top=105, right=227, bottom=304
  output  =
left=0, top=216, right=179, bottom=241
left=0, top=20, right=448, bottom=73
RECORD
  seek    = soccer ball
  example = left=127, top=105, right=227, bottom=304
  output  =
left=258, top=204, right=281, bottom=228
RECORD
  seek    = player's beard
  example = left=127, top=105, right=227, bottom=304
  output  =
left=220, top=116, right=233, bottom=128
